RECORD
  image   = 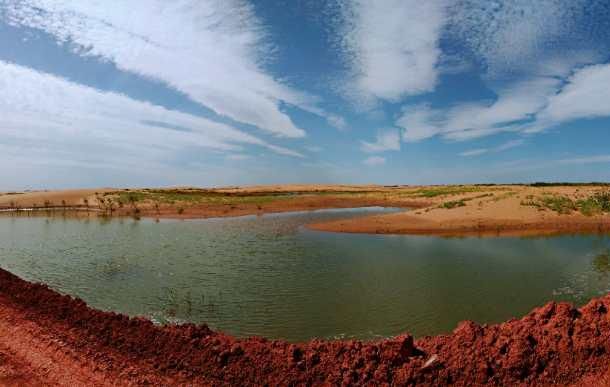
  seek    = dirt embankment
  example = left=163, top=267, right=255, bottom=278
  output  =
left=1, top=268, right=610, bottom=386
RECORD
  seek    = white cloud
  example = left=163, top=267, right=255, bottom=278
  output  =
left=362, top=156, right=386, bottom=166
left=339, top=0, right=446, bottom=104
left=397, top=58, right=610, bottom=144
left=459, top=149, right=488, bottom=157
left=539, top=63, right=610, bottom=125
left=305, top=146, right=323, bottom=153
left=326, top=114, right=348, bottom=130
left=361, top=129, right=400, bottom=153
left=0, top=61, right=303, bottom=176
left=397, top=104, right=444, bottom=142
left=459, top=139, right=524, bottom=157
left=446, top=78, right=559, bottom=135
left=449, top=0, right=589, bottom=77
left=1, top=0, right=343, bottom=137
left=397, top=77, right=561, bottom=142
left=496, top=139, right=525, bottom=152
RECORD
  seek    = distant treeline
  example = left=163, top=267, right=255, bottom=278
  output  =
left=469, top=182, right=610, bottom=187
left=528, top=182, right=610, bottom=187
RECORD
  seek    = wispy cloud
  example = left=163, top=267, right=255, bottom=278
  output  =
left=397, top=104, right=444, bottom=142
left=361, top=129, right=401, bottom=153
left=459, top=139, right=524, bottom=157
left=398, top=77, right=561, bottom=142
left=226, top=154, right=251, bottom=161
left=492, top=154, right=610, bottom=176
left=338, top=0, right=446, bottom=105
left=1, top=0, right=344, bottom=137
left=459, top=149, right=488, bottom=157
left=556, top=155, right=610, bottom=165
left=362, top=156, right=386, bottom=166
left=0, top=61, right=303, bottom=177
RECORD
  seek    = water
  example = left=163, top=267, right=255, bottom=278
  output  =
left=1, top=208, right=610, bottom=342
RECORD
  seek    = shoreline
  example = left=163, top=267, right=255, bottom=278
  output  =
left=3, top=204, right=610, bottom=239
left=1, top=267, right=610, bottom=385
left=1, top=184, right=609, bottom=238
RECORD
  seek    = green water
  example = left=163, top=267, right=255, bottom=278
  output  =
left=1, top=208, right=610, bottom=342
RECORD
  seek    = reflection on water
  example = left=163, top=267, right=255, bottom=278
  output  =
left=0, top=208, right=610, bottom=342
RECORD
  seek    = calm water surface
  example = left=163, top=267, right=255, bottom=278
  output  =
left=1, top=207, right=610, bottom=342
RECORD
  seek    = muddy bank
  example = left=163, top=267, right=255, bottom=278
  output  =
left=1, top=268, right=610, bottom=385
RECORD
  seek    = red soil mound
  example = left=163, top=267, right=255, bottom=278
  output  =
left=1, top=267, right=610, bottom=386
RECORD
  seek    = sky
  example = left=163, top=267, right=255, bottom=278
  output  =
left=1, top=0, right=610, bottom=190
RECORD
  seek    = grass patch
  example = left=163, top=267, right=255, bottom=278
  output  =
left=113, top=189, right=295, bottom=207
left=521, top=195, right=576, bottom=214
left=439, top=200, right=466, bottom=209
left=411, top=185, right=483, bottom=198
left=540, top=195, right=577, bottom=214
left=117, top=191, right=147, bottom=204
left=521, top=191, right=610, bottom=216
left=576, top=191, right=610, bottom=216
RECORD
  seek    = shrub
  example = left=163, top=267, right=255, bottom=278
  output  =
left=439, top=200, right=466, bottom=209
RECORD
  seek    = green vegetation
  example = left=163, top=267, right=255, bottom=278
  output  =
left=439, top=200, right=466, bottom=209
left=576, top=191, right=610, bottom=216
left=539, top=195, right=577, bottom=214
left=438, top=193, right=496, bottom=210
left=113, top=189, right=294, bottom=207
left=410, top=185, right=483, bottom=198
left=118, top=191, right=147, bottom=204
left=521, top=191, right=610, bottom=216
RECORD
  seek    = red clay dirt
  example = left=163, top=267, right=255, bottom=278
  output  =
left=1, top=267, right=610, bottom=386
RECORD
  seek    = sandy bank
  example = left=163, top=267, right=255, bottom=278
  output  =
left=1, top=268, right=610, bottom=386
left=309, top=185, right=610, bottom=237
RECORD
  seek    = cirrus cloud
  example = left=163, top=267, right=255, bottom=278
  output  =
left=1, top=0, right=345, bottom=137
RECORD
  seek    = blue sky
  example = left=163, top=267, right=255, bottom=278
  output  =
left=1, top=0, right=610, bottom=189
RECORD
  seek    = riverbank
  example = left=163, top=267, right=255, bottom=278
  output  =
left=0, top=267, right=609, bottom=385
left=1, top=184, right=609, bottom=237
